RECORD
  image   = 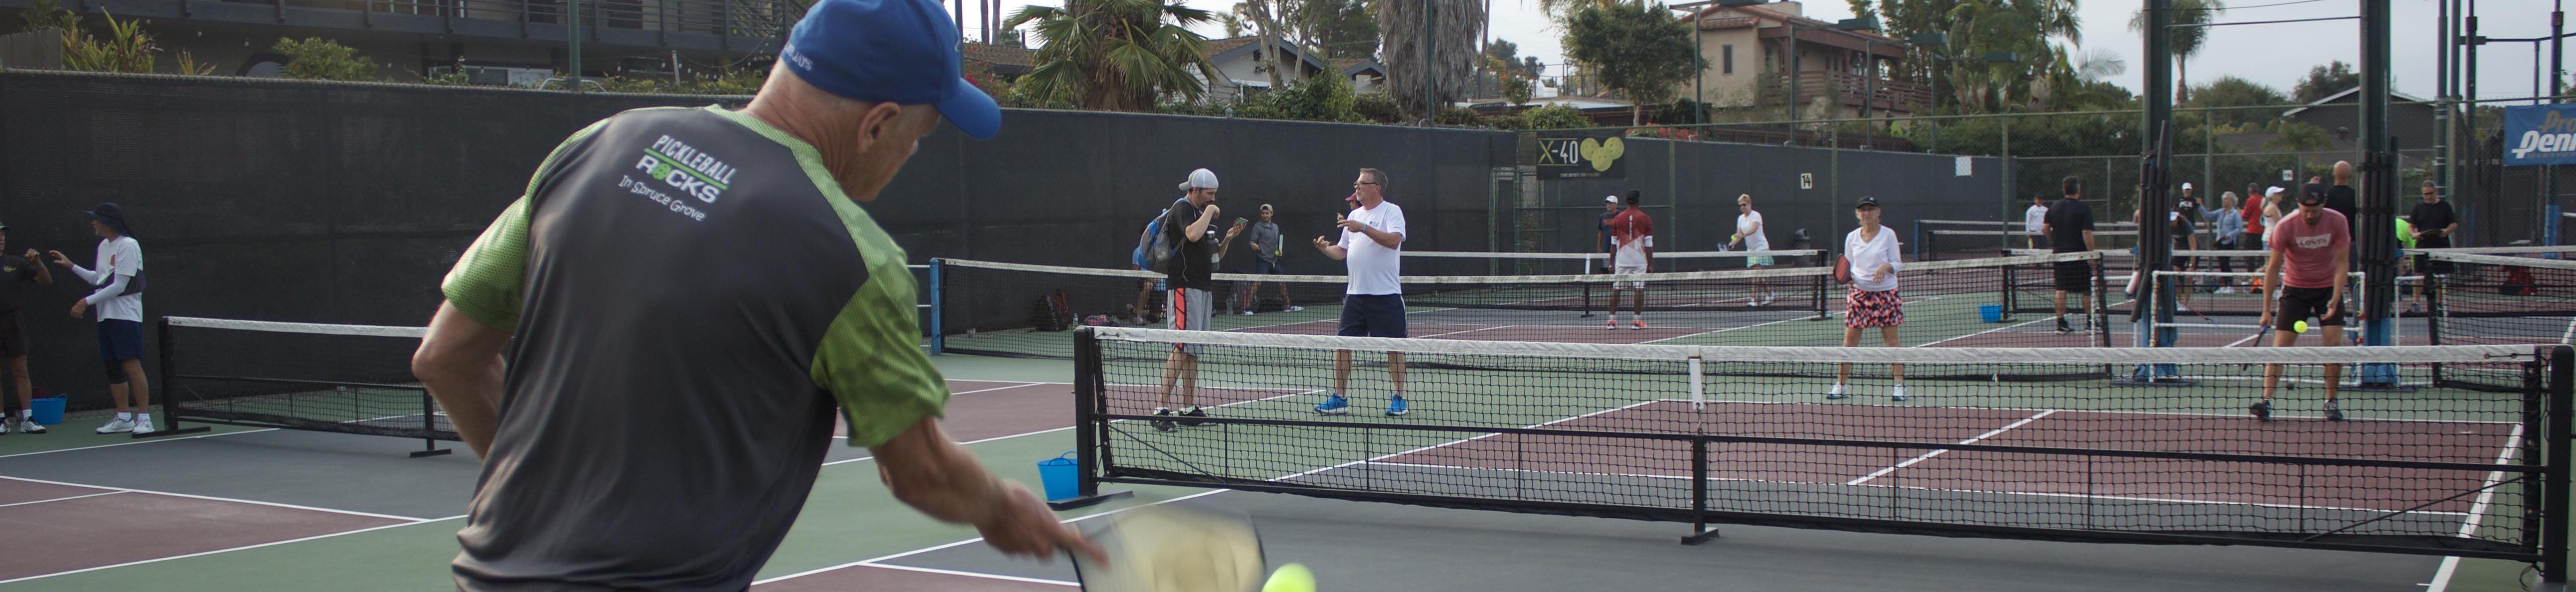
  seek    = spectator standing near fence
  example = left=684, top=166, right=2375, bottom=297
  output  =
left=2024, top=193, right=2050, bottom=250
left=0, top=222, right=52, bottom=435
left=47, top=204, right=151, bottom=435
left=1235, top=204, right=1299, bottom=315
left=2408, top=180, right=2458, bottom=312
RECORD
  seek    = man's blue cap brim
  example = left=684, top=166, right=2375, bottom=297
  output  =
left=937, top=77, right=1000, bottom=140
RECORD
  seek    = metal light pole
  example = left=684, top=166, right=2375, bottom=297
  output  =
left=1423, top=0, right=1435, bottom=124
left=2360, top=0, right=2396, bottom=352
left=568, top=0, right=582, bottom=90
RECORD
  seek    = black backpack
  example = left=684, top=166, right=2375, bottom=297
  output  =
left=1032, top=289, right=1073, bottom=331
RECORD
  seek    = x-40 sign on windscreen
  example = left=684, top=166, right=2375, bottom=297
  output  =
left=1536, top=134, right=1627, bottom=179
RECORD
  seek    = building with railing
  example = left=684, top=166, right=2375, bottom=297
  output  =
left=1670, top=0, right=1928, bottom=120
left=0, top=0, right=801, bottom=82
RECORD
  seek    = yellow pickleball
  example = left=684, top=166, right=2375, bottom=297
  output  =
left=1263, top=563, right=1315, bottom=592
left=2294, top=320, right=2309, bottom=333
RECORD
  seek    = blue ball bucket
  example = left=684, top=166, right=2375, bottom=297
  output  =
left=29, top=396, right=65, bottom=425
left=1978, top=303, right=2004, bottom=323
left=1037, top=451, right=1080, bottom=501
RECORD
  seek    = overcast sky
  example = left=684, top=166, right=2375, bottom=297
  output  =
left=969, top=0, right=2569, bottom=103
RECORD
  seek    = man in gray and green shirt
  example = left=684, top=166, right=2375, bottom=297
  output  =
left=408, top=0, right=1096, bottom=589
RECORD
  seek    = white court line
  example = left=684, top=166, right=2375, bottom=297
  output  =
left=843, top=563, right=1078, bottom=587
left=2424, top=423, right=2528, bottom=592
left=0, top=514, right=466, bottom=585
left=0, top=427, right=283, bottom=460
left=0, top=491, right=123, bottom=508
left=828, top=382, right=1052, bottom=441
left=1845, top=410, right=2056, bottom=486
left=0, top=474, right=430, bottom=522
left=767, top=401, right=1666, bottom=587
left=2558, top=316, right=2576, bottom=345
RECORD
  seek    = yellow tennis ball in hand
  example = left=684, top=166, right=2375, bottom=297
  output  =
left=2294, top=320, right=2309, bottom=334
left=1264, top=563, right=1315, bottom=592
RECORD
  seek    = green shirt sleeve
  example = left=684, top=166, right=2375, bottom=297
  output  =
left=439, top=119, right=610, bottom=331
left=810, top=262, right=949, bottom=448
left=441, top=198, right=534, bottom=330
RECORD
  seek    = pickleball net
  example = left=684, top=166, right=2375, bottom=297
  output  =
left=158, top=316, right=454, bottom=455
left=930, top=251, right=2111, bottom=359
left=1069, top=326, right=2572, bottom=569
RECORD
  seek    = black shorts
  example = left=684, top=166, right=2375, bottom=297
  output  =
left=2172, top=255, right=2195, bottom=269
left=2052, top=260, right=2093, bottom=293
left=2413, top=253, right=2455, bottom=275
left=1338, top=294, right=1409, bottom=338
left=97, top=318, right=144, bottom=363
left=2274, top=287, right=2346, bottom=331
left=0, top=311, right=23, bottom=358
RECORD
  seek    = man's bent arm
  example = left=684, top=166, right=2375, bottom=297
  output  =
left=413, top=302, right=511, bottom=457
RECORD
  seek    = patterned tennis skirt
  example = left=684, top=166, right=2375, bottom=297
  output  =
left=1845, top=289, right=1905, bottom=328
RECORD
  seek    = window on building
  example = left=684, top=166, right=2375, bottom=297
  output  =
left=1722, top=44, right=1734, bottom=75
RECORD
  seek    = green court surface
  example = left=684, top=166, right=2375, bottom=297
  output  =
left=0, top=349, right=2558, bottom=592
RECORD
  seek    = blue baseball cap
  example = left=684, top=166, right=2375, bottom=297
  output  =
left=780, top=0, right=1001, bottom=140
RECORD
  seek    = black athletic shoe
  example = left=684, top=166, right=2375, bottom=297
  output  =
left=1151, top=408, right=1176, bottom=433
left=2055, top=318, right=2074, bottom=334
left=2249, top=400, right=2273, bottom=422
left=2324, top=401, right=2345, bottom=422
left=1177, top=407, right=1207, bottom=427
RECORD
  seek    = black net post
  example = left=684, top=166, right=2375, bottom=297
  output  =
left=144, top=318, right=206, bottom=439
left=1683, top=437, right=1717, bottom=545
left=413, top=389, right=449, bottom=457
left=2545, top=344, right=2574, bottom=583
left=1049, top=327, right=1130, bottom=511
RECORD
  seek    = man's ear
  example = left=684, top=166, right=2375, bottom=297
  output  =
left=853, top=101, right=906, bottom=149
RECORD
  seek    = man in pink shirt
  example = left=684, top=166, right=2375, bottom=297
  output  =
left=2253, top=184, right=2351, bottom=422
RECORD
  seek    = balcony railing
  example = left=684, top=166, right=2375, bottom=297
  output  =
left=1788, top=70, right=1932, bottom=114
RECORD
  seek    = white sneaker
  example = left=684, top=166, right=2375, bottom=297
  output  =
left=131, top=416, right=155, bottom=435
left=16, top=419, right=43, bottom=435
left=1240, top=310, right=1256, bottom=316
left=95, top=417, right=134, bottom=434
left=1891, top=385, right=1909, bottom=402
left=1286, top=305, right=1304, bottom=312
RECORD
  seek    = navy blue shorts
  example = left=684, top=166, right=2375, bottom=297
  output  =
left=1250, top=259, right=1284, bottom=275
left=1338, top=294, right=1408, bottom=338
left=97, top=319, right=144, bottom=364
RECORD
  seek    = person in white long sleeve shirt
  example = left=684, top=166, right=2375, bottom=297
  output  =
left=44, top=203, right=153, bottom=435
left=1832, top=197, right=1906, bottom=402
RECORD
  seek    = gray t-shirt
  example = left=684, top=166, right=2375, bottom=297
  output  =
left=439, top=106, right=947, bottom=592
left=1248, top=221, right=1283, bottom=262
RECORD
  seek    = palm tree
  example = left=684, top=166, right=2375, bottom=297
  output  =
left=1936, top=0, right=2080, bottom=113
left=1008, top=0, right=1225, bottom=111
left=2130, top=0, right=2224, bottom=103
left=1378, top=0, right=1484, bottom=121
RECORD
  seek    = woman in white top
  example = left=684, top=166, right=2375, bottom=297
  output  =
left=1833, top=197, right=1906, bottom=402
left=1727, top=194, right=1776, bottom=306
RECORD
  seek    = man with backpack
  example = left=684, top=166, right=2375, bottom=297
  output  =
left=1149, top=168, right=1226, bottom=432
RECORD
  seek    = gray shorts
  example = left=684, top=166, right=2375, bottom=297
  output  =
left=1168, top=287, right=1213, bottom=356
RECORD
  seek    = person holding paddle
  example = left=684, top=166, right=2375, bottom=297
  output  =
left=1831, top=197, right=1907, bottom=402
left=2253, top=184, right=2353, bottom=422
left=409, top=0, right=1102, bottom=588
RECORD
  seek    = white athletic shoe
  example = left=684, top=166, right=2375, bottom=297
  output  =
left=131, top=415, right=155, bottom=435
left=15, top=419, right=43, bottom=435
left=1286, top=305, right=1304, bottom=312
left=95, top=417, right=134, bottom=434
left=1891, top=385, right=1909, bottom=402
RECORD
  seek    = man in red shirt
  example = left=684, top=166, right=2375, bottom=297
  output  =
left=2253, top=184, right=2351, bottom=422
left=1603, top=191, right=1655, bottom=329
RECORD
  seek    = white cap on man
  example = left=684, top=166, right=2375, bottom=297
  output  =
left=1604, top=195, right=1619, bottom=203
left=2181, top=182, right=2194, bottom=191
left=2265, top=186, right=2286, bottom=197
left=1179, top=168, right=1220, bottom=190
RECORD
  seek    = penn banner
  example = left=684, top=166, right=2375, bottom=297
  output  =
left=1535, top=134, right=1628, bottom=179
left=2504, top=104, right=2576, bottom=166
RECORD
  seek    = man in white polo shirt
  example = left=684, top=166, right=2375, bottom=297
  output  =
left=1310, top=167, right=1409, bottom=417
